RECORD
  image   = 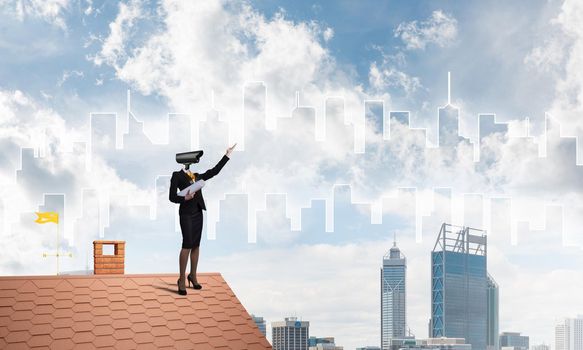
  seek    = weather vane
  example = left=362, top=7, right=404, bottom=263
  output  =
left=35, top=211, right=72, bottom=275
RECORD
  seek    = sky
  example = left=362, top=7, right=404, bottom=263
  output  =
left=1, top=0, right=583, bottom=349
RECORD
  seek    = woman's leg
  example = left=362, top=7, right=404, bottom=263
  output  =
left=189, top=210, right=204, bottom=283
left=189, top=247, right=200, bottom=282
left=179, top=248, right=190, bottom=288
left=179, top=214, right=195, bottom=289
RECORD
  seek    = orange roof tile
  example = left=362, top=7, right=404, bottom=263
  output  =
left=0, top=273, right=271, bottom=349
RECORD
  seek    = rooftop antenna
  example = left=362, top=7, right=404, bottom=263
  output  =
left=447, top=71, right=451, bottom=105
left=393, top=231, right=397, bottom=247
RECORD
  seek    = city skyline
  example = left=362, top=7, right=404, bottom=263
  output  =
left=7, top=81, right=583, bottom=246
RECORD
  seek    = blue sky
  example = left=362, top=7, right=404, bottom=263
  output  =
left=1, top=0, right=583, bottom=348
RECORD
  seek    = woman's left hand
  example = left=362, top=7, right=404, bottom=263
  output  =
left=225, top=143, right=237, bottom=158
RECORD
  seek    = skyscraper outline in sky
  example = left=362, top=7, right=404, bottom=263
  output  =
left=4, top=72, right=579, bottom=261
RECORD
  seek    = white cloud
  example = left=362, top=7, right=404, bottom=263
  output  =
left=94, top=1, right=344, bottom=105
left=544, top=0, right=583, bottom=135
left=394, top=10, right=458, bottom=50
left=367, top=47, right=419, bottom=95
left=92, top=0, right=143, bottom=68
left=0, top=0, right=70, bottom=29
left=524, top=38, right=568, bottom=72
left=522, top=0, right=583, bottom=180
left=369, top=61, right=421, bottom=95
left=57, top=69, right=84, bottom=87
left=323, top=27, right=334, bottom=42
left=83, top=0, right=93, bottom=16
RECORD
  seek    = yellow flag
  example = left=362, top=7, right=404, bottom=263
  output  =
left=35, top=212, right=59, bottom=224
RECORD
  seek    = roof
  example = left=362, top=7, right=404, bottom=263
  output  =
left=0, top=273, right=272, bottom=349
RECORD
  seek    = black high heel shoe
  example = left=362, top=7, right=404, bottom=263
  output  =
left=187, top=274, right=202, bottom=290
left=177, top=278, right=187, bottom=295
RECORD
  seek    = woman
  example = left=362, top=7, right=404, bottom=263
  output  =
left=169, top=144, right=236, bottom=295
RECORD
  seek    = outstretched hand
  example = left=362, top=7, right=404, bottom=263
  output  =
left=225, top=143, right=237, bottom=158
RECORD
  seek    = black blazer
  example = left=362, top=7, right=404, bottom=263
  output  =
left=169, top=155, right=230, bottom=215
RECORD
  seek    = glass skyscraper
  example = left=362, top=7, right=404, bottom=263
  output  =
left=381, top=239, right=407, bottom=350
left=431, top=223, right=488, bottom=350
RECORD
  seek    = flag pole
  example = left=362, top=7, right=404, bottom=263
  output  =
left=38, top=211, right=70, bottom=275
left=56, top=219, right=59, bottom=275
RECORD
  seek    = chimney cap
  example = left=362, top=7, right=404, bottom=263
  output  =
left=94, top=240, right=125, bottom=245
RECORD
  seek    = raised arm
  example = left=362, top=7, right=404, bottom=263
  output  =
left=197, top=155, right=230, bottom=181
left=169, top=173, right=185, bottom=204
left=197, top=144, right=236, bottom=181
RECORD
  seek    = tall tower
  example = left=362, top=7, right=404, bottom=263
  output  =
left=486, top=274, right=499, bottom=350
left=381, top=237, right=407, bottom=349
left=431, top=223, right=488, bottom=350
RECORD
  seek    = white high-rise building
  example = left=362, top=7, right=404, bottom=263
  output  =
left=556, top=316, right=583, bottom=350
left=272, top=317, right=309, bottom=350
left=556, top=323, right=569, bottom=350
left=381, top=238, right=407, bottom=349
left=574, top=317, right=583, bottom=350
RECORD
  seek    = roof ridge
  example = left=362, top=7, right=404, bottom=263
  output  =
left=0, top=272, right=223, bottom=281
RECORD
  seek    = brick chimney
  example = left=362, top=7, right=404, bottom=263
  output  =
left=93, top=240, right=125, bottom=274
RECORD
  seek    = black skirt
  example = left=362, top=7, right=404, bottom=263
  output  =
left=179, top=210, right=203, bottom=249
